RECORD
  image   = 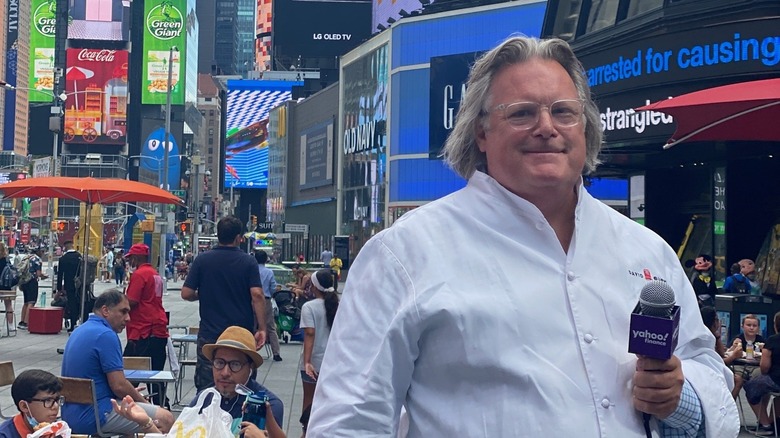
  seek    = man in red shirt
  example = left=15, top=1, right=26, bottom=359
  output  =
left=123, top=243, right=170, bottom=406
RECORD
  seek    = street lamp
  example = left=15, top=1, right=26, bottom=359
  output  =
left=185, top=154, right=211, bottom=256
left=160, top=45, right=178, bottom=288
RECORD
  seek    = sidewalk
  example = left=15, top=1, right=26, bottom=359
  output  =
left=0, top=277, right=306, bottom=437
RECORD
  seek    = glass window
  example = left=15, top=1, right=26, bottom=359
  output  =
left=625, top=0, right=663, bottom=18
left=586, top=0, right=619, bottom=33
left=550, top=0, right=583, bottom=41
left=208, top=138, right=214, bottom=145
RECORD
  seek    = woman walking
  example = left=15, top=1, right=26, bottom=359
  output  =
left=300, top=269, right=339, bottom=425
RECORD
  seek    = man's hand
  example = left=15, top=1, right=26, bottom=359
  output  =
left=254, top=329, right=267, bottom=349
left=632, top=355, right=684, bottom=420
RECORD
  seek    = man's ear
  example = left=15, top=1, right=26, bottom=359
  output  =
left=475, top=121, right=488, bottom=153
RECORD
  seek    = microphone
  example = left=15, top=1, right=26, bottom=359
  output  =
left=629, top=280, right=680, bottom=360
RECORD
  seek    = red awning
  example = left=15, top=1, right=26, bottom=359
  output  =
left=636, top=77, right=780, bottom=149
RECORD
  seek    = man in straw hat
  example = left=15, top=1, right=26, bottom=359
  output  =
left=191, top=326, right=284, bottom=435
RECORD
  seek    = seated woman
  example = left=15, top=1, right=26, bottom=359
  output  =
left=700, top=307, right=743, bottom=398
left=731, top=314, right=766, bottom=384
left=744, top=311, right=780, bottom=435
left=0, top=370, right=64, bottom=438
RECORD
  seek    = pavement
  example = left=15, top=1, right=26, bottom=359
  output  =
left=0, top=276, right=307, bottom=437
left=0, top=273, right=764, bottom=437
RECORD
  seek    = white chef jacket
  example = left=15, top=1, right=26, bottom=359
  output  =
left=308, top=171, right=739, bottom=438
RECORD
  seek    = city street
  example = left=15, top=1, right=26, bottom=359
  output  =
left=0, top=276, right=306, bottom=437
left=0, top=274, right=764, bottom=437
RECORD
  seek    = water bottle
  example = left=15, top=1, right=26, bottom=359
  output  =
left=747, top=340, right=755, bottom=359
left=40, top=291, right=46, bottom=307
left=242, top=390, right=268, bottom=430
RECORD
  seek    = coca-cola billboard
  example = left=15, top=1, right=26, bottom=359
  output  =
left=64, top=48, right=129, bottom=145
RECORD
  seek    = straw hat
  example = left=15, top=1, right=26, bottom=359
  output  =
left=202, top=326, right=263, bottom=368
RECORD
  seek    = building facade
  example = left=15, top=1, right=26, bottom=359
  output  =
left=541, top=0, right=780, bottom=281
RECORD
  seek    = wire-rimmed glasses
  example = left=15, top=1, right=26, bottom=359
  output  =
left=492, top=99, right=585, bottom=130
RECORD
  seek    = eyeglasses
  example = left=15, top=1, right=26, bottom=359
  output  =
left=491, top=99, right=584, bottom=130
left=30, top=396, right=65, bottom=409
left=212, top=358, right=249, bottom=373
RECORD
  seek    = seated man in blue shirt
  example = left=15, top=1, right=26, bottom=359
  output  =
left=61, top=289, right=174, bottom=436
left=191, top=326, right=284, bottom=436
left=0, top=370, right=63, bottom=438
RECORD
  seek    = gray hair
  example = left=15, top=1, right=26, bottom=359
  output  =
left=443, top=36, right=603, bottom=178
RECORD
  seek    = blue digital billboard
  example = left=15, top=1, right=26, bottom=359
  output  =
left=224, top=80, right=300, bottom=189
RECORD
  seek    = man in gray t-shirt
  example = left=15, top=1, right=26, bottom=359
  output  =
left=321, top=249, right=333, bottom=266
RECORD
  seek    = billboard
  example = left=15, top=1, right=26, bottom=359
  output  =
left=29, top=0, right=57, bottom=103
left=139, top=119, right=183, bottom=191
left=373, top=0, right=430, bottom=33
left=256, top=0, right=272, bottom=70
left=429, top=52, right=481, bottom=158
left=142, top=0, right=186, bottom=105
left=68, top=0, right=130, bottom=41
left=224, top=80, right=298, bottom=189
left=299, top=121, right=334, bottom=190
left=272, top=0, right=371, bottom=60
left=63, top=48, right=128, bottom=145
left=4, top=0, right=20, bottom=150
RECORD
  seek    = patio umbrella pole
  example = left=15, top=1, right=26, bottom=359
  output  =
left=79, top=203, right=92, bottom=325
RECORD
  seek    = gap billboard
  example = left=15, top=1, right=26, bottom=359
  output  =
left=142, top=0, right=186, bottom=105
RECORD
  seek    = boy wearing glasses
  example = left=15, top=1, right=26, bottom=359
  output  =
left=190, top=326, right=284, bottom=437
left=0, top=370, right=63, bottom=438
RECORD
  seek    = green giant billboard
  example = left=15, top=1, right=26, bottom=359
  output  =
left=142, top=0, right=186, bottom=105
left=29, top=0, right=56, bottom=103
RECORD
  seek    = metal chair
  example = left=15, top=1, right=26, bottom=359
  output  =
left=60, top=376, right=113, bottom=437
left=173, top=326, right=199, bottom=407
left=0, top=291, right=17, bottom=337
left=0, top=361, right=15, bottom=420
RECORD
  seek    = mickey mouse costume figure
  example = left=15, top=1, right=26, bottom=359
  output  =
left=688, top=254, right=718, bottom=307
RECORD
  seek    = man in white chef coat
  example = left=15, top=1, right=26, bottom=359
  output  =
left=307, top=36, right=738, bottom=437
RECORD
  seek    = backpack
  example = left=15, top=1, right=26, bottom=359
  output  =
left=15, top=255, right=33, bottom=286
left=0, top=263, right=19, bottom=289
left=74, top=255, right=98, bottom=292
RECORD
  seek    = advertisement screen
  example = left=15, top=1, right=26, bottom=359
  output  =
left=63, top=48, right=128, bottom=145
left=68, top=0, right=130, bottom=41
left=429, top=51, right=481, bottom=159
left=256, top=0, right=272, bottom=70
left=29, top=0, right=57, bottom=103
left=139, top=118, right=184, bottom=191
left=224, top=80, right=298, bottom=189
left=4, top=0, right=20, bottom=150
left=142, top=0, right=186, bottom=105
left=272, top=0, right=371, bottom=60
left=373, top=0, right=430, bottom=33
left=341, top=44, right=388, bottom=225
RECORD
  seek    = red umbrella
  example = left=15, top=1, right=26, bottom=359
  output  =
left=636, top=77, right=780, bottom=149
left=0, top=176, right=183, bottom=204
left=0, top=176, right=183, bottom=320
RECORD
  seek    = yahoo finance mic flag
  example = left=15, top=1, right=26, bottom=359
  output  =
left=628, top=280, right=680, bottom=360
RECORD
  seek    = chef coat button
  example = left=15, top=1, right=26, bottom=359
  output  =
left=584, top=334, right=594, bottom=343
left=601, top=398, right=611, bottom=408
left=535, top=222, right=544, bottom=230
left=567, top=272, right=576, bottom=281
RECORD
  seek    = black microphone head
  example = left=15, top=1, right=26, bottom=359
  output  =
left=639, top=280, right=676, bottom=318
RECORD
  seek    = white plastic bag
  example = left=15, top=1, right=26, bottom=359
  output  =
left=168, top=388, right=233, bottom=438
left=27, top=420, right=71, bottom=438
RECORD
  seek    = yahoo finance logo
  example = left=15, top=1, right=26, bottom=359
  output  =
left=632, top=329, right=669, bottom=346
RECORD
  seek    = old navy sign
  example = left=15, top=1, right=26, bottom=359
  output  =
left=343, top=120, right=384, bottom=155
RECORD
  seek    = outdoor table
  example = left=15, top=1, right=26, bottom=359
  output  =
left=124, top=370, right=176, bottom=406
left=171, top=333, right=198, bottom=360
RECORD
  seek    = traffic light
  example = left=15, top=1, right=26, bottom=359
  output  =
left=57, top=221, right=67, bottom=232
left=179, top=222, right=191, bottom=234
left=0, top=215, right=5, bottom=228
left=251, top=215, right=257, bottom=228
